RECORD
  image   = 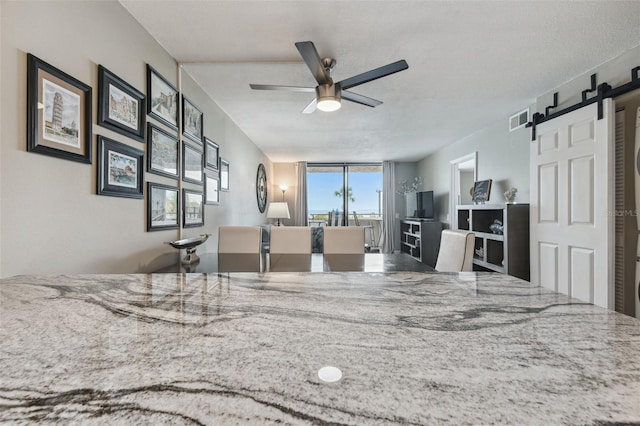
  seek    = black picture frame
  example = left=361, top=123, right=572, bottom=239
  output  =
left=220, top=158, right=230, bottom=192
left=26, top=53, right=92, bottom=164
left=97, top=136, right=144, bottom=199
left=147, top=123, right=179, bottom=179
left=472, top=179, right=493, bottom=204
left=147, top=182, right=180, bottom=232
left=182, top=96, right=203, bottom=143
left=205, top=173, right=220, bottom=205
left=98, top=65, right=146, bottom=142
left=182, top=142, right=203, bottom=184
left=204, top=137, right=219, bottom=170
left=183, top=188, right=204, bottom=228
left=146, top=64, right=178, bottom=130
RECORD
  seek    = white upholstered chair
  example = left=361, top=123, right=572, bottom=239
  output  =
left=218, top=226, right=262, bottom=253
left=323, top=227, right=365, bottom=254
left=435, top=229, right=475, bottom=272
left=270, top=226, right=312, bottom=254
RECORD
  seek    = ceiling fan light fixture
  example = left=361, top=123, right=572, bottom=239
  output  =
left=317, top=98, right=341, bottom=112
left=316, top=84, right=341, bottom=112
left=250, top=41, right=408, bottom=113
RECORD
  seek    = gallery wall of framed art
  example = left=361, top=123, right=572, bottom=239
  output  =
left=3, top=1, right=272, bottom=277
left=25, top=50, right=219, bottom=237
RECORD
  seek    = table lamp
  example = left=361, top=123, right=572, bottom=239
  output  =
left=267, top=202, right=290, bottom=226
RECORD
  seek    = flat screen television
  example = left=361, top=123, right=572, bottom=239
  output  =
left=414, top=190, right=434, bottom=219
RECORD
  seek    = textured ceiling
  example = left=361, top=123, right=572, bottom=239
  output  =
left=120, top=1, right=640, bottom=163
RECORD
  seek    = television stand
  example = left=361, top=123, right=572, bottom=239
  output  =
left=400, top=219, right=443, bottom=267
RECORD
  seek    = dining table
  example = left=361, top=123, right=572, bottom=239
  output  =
left=154, top=252, right=435, bottom=273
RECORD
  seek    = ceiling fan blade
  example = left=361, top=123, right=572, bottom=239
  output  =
left=302, top=98, right=317, bottom=114
left=250, top=84, right=315, bottom=93
left=341, top=90, right=383, bottom=108
left=338, top=60, right=409, bottom=90
left=295, top=41, right=331, bottom=85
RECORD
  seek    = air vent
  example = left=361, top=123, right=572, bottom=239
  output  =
left=509, top=108, right=530, bottom=132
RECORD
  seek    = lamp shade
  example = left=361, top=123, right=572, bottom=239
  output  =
left=267, top=202, right=290, bottom=220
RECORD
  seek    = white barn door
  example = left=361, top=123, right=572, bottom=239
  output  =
left=530, top=100, right=614, bottom=309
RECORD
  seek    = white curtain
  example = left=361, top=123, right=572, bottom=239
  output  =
left=294, top=161, right=308, bottom=226
left=381, top=161, right=397, bottom=253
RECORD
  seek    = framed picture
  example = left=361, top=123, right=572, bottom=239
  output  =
left=182, top=96, right=203, bottom=143
left=472, top=179, right=493, bottom=204
left=220, top=158, right=230, bottom=191
left=182, top=143, right=203, bottom=184
left=204, top=137, right=219, bottom=170
left=183, top=189, right=204, bottom=228
left=146, top=64, right=178, bottom=130
left=97, top=136, right=144, bottom=199
left=26, top=53, right=92, bottom=164
left=98, top=65, right=145, bottom=142
left=147, top=182, right=179, bottom=232
left=147, top=123, right=178, bottom=179
left=205, top=174, right=220, bottom=205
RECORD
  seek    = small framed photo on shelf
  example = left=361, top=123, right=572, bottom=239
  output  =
left=97, top=136, right=144, bottom=199
left=147, top=123, right=178, bottom=179
left=182, top=96, right=203, bottom=143
left=472, top=179, right=492, bottom=204
left=205, top=174, right=220, bottom=205
left=26, top=53, right=92, bottom=164
left=183, top=189, right=204, bottom=228
left=220, top=158, right=229, bottom=191
left=182, top=142, right=203, bottom=184
left=98, top=65, right=146, bottom=142
left=204, top=137, right=219, bottom=170
left=146, top=64, right=178, bottom=130
left=147, top=182, right=179, bottom=231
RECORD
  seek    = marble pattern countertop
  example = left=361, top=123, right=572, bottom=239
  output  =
left=1, top=272, right=639, bottom=425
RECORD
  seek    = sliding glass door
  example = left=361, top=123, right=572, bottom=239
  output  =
left=307, top=165, right=345, bottom=226
left=307, top=164, right=383, bottom=247
left=347, top=165, right=383, bottom=222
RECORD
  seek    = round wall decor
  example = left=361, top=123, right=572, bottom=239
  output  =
left=256, top=163, right=268, bottom=213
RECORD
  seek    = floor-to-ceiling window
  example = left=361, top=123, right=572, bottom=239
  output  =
left=307, top=163, right=383, bottom=248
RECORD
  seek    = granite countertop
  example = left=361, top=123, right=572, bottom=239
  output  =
left=1, top=272, right=639, bottom=424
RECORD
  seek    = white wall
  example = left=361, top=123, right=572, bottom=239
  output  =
left=537, top=44, right=640, bottom=112
left=0, top=1, right=269, bottom=277
left=412, top=44, right=640, bottom=229
left=416, top=117, right=531, bottom=225
left=459, top=170, right=474, bottom=204
left=272, top=163, right=297, bottom=226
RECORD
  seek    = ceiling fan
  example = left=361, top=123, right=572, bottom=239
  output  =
left=250, top=41, right=409, bottom=113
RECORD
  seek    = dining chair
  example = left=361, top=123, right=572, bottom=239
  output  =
left=323, top=227, right=365, bottom=254
left=328, top=210, right=344, bottom=226
left=353, top=211, right=375, bottom=251
left=218, top=226, right=262, bottom=253
left=435, top=229, right=475, bottom=272
left=270, top=226, right=312, bottom=254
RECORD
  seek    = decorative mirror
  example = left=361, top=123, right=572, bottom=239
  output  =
left=256, top=163, right=268, bottom=213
